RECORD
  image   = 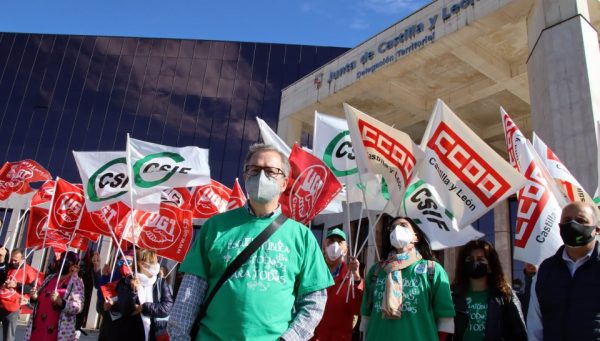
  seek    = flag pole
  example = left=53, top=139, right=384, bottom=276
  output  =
left=126, top=134, right=138, bottom=277
left=53, top=192, right=85, bottom=293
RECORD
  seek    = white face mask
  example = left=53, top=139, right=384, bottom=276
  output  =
left=326, top=242, right=343, bottom=260
left=390, top=225, right=414, bottom=250
left=245, top=170, right=281, bottom=204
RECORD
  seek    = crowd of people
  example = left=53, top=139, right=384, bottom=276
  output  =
left=0, top=144, right=598, bottom=340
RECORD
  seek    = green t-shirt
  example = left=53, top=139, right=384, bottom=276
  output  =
left=180, top=208, right=334, bottom=341
left=360, top=259, right=455, bottom=341
left=463, top=289, right=489, bottom=341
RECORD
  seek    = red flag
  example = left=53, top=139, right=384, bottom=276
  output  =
left=191, top=180, right=231, bottom=220
left=80, top=201, right=131, bottom=237
left=280, top=144, right=343, bottom=225
left=0, top=160, right=51, bottom=200
left=48, top=179, right=84, bottom=232
left=121, top=199, right=193, bottom=263
left=226, top=178, right=247, bottom=211
left=30, top=180, right=55, bottom=207
left=25, top=206, right=80, bottom=251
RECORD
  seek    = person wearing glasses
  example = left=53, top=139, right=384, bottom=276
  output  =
left=360, top=216, right=455, bottom=341
left=168, top=143, right=334, bottom=341
left=449, top=239, right=526, bottom=341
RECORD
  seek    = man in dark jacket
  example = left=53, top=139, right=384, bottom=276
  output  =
left=527, top=201, right=600, bottom=340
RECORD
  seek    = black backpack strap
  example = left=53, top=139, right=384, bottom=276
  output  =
left=198, top=213, right=288, bottom=318
left=427, top=260, right=435, bottom=311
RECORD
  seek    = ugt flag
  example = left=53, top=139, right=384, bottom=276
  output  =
left=127, top=136, right=210, bottom=210
left=406, top=100, right=524, bottom=230
left=0, top=160, right=51, bottom=200
left=226, top=178, right=247, bottom=211
left=191, top=180, right=231, bottom=223
left=47, top=178, right=85, bottom=232
left=30, top=180, right=55, bottom=208
left=26, top=206, right=90, bottom=252
left=73, top=151, right=130, bottom=211
left=280, top=144, right=343, bottom=225
left=344, top=103, right=423, bottom=212
left=502, top=108, right=563, bottom=265
left=79, top=201, right=131, bottom=237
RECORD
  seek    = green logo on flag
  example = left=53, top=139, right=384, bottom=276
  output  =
left=88, top=157, right=128, bottom=202
left=133, top=152, right=190, bottom=188
left=323, top=131, right=358, bottom=177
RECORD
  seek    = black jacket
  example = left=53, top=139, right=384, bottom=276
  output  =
left=450, top=287, right=527, bottom=341
left=99, top=275, right=173, bottom=341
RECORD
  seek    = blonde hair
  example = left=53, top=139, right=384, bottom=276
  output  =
left=136, top=248, right=158, bottom=265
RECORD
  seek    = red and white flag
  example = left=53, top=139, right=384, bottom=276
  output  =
left=47, top=179, right=85, bottom=232
left=191, top=180, right=231, bottom=222
left=26, top=206, right=90, bottom=252
left=502, top=108, right=563, bottom=265
left=30, top=180, right=55, bottom=208
left=227, top=178, right=247, bottom=211
left=0, top=160, right=51, bottom=200
left=79, top=201, right=131, bottom=237
left=532, top=133, right=594, bottom=204
left=344, top=103, right=423, bottom=213
left=280, top=144, right=342, bottom=225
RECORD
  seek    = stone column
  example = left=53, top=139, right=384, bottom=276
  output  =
left=526, top=0, right=600, bottom=193
left=494, top=200, right=513, bottom=284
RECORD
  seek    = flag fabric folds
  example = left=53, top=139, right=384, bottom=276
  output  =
left=0, top=160, right=51, bottom=200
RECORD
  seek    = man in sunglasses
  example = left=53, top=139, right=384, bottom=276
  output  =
left=169, top=143, right=333, bottom=341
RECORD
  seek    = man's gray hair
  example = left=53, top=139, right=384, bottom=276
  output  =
left=244, top=143, right=290, bottom=176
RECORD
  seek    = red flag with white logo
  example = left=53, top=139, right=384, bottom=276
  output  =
left=280, top=144, right=343, bottom=225
left=227, top=178, right=247, bottom=211
left=25, top=206, right=89, bottom=251
left=47, top=178, right=85, bottom=232
left=191, top=180, right=231, bottom=222
left=79, top=201, right=131, bottom=237
left=0, top=160, right=51, bottom=200
left=30, top=180, right=56, bottom=208
left=501, top=108, right=563, bottom=265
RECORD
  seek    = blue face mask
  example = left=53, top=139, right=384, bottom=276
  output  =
left=116, top=258, right=132, bottom=268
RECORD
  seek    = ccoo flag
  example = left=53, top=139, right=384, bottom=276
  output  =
left=127, top=136, right=211, bottom=210
left=73, top=151, right=131, bottom=211
left=344, top=103, right=423, bottom=212
left=502, top=108, right=563, bottom=265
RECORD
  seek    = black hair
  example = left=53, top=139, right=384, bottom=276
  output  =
left=385, top=215, right=436, bottom=261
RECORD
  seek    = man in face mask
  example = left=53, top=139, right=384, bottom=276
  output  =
left=169, top=143, right=334, bottom=341
left=0, top=248, right=42, bottom=341
left=527, top=201, right=600, bottom=340
left=313, top=228, right=363, bottom=341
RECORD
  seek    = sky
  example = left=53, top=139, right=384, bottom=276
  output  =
left=0, top=0, right=431, bottom=48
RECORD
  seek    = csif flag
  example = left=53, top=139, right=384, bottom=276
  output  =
left=344, top=103, right=423, bottom=213
left=280, top=144, right=343, bottom=225
left=127, top=136, right=210, bottom=211
left=0, top=160, right=51, bottom=200
left=73, top=151, right=130, bottom=211
left=226, top=178, right=247, bottom=210
left=502, top=108, right=563, bottom=265
left=191, top=180, right=231, bottom=222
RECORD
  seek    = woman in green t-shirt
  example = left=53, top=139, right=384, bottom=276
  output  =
left=360, top=216, right=455, bottom=341
left=450, top=239, right=527, bottom=341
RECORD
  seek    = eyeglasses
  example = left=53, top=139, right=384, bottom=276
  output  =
left=244, top=165, right=286, bottom=178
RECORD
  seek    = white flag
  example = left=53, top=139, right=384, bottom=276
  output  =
left=533, top=133, right=594, bottom=204
left=595, top=121, right=600, bottom=204
left=73, top=151, right=131, bottom=211
left=502, top=108, right=562, bottom=265
left=411, top=100, right=524, bottom=229
left=127, top=136, right=210, bottom=210
left=344, top=103, right=423, bottom=212
left=256, top=117, right=291, bottom=156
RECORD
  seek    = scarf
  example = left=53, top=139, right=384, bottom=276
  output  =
left=381, top=250, right=422, bottom=319
left=137, top=264, right=159, bottom=341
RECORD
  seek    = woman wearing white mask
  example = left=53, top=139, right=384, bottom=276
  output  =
left=313, top=228, right=363, bottom=341
left=110, top=249, right=173, bottom=341
left=360, top=216, right=455, bottom=341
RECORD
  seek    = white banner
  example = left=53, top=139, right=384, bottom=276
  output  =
left=344, top=103, right=423, bottom=212
left=73, top=151, right=131, bottom=211
left=502, top=108, right=562, bottom=265
left=413, top=100, right=524, bottom=230
left=127, top=136, right=210, bottom=210
left=256, top=117, right=292, bottom=156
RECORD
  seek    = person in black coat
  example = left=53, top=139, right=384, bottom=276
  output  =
left=450, top=239, right=527, bottom=341
left=103, top=249, right=173, bottom=341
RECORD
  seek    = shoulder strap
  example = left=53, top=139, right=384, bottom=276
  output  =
left=427, top=260, right=435, bottom=311
left=199, top=213, right=288, bottom=317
